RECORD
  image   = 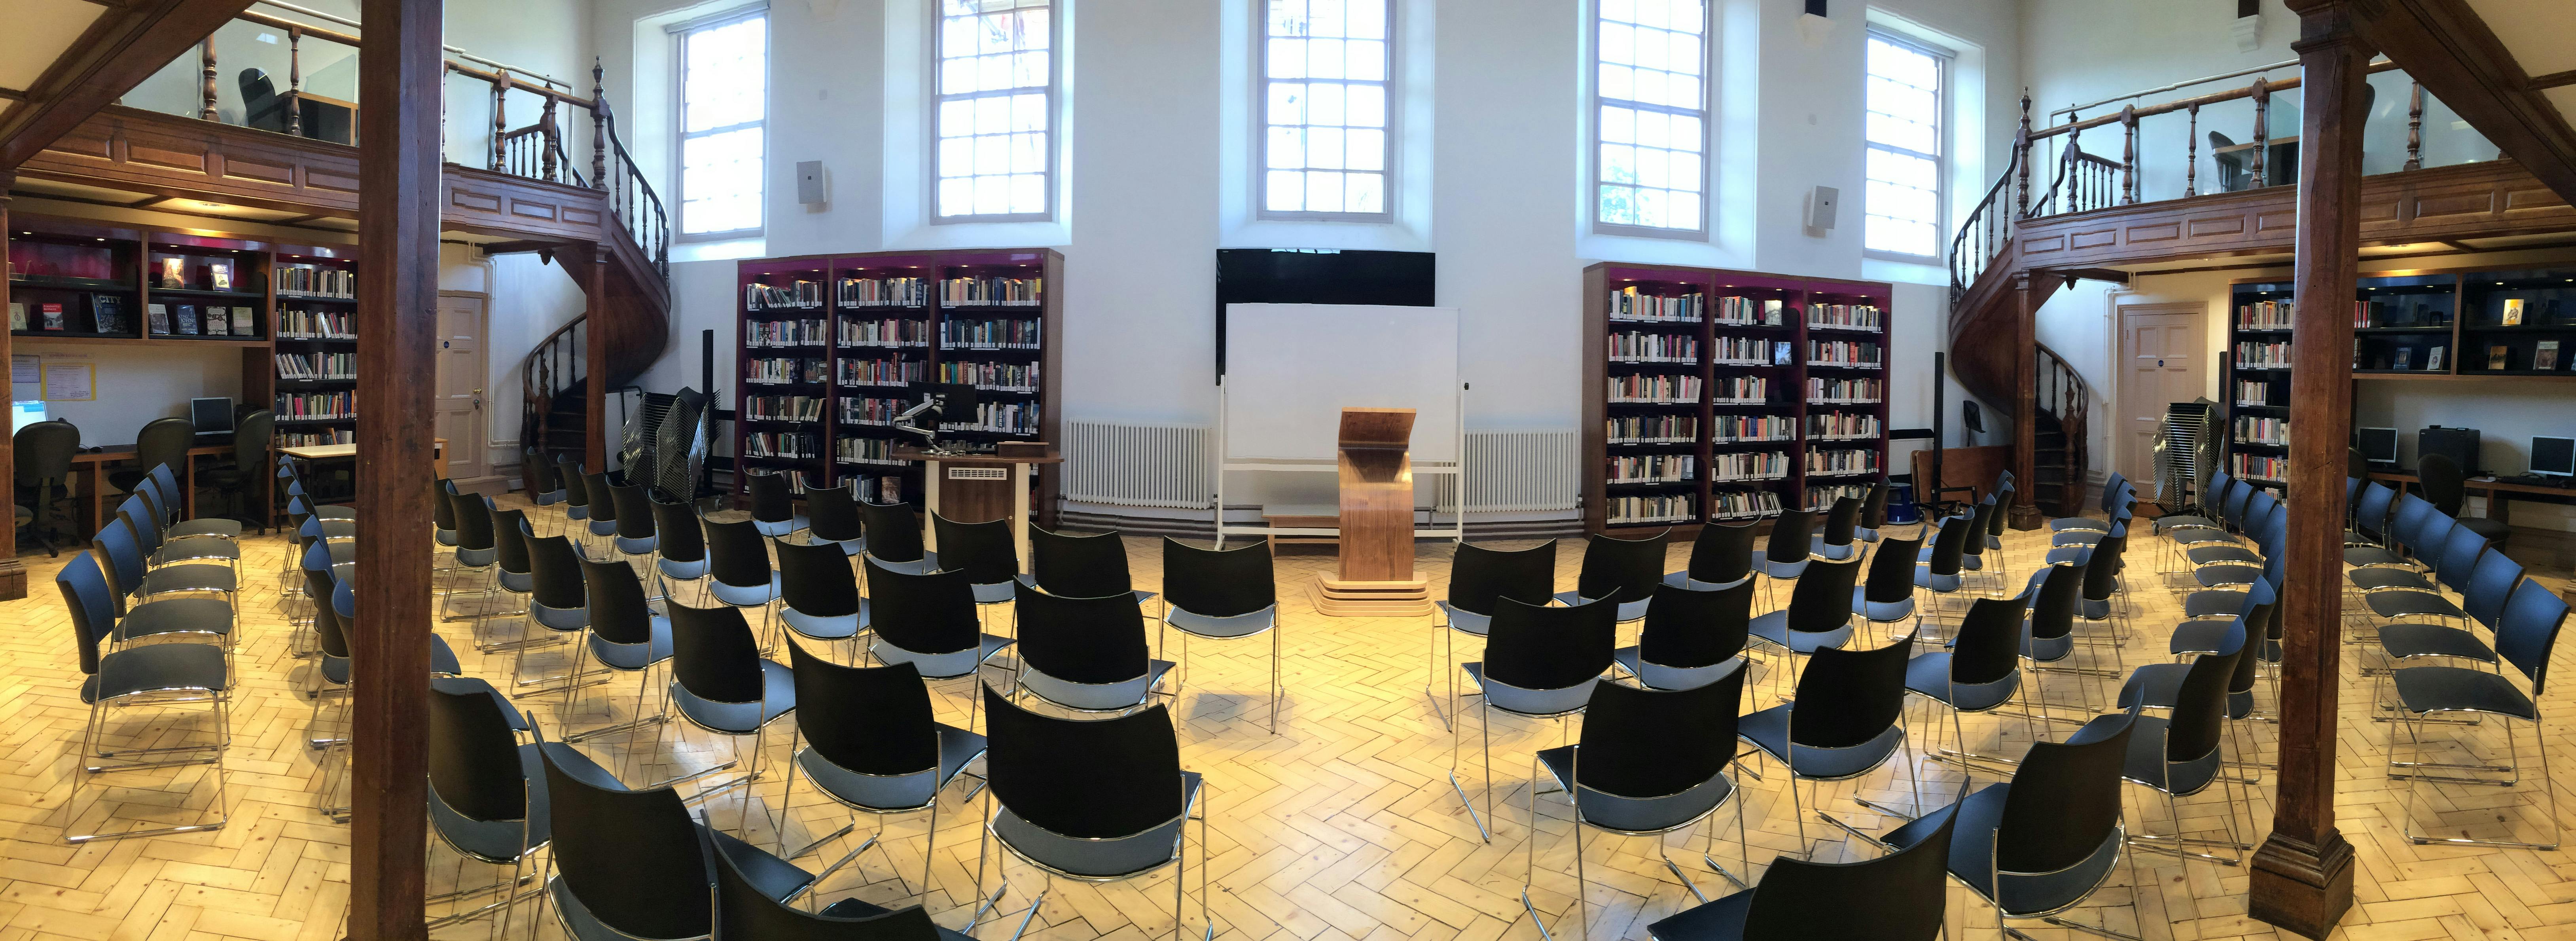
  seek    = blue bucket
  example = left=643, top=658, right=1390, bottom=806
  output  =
left=1886, top=484, right=1921, bottom=524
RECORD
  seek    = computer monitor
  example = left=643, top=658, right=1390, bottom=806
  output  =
left=190, top=397, right=234, bottom=434
left=2357, top=427, right=2400, bottom=465
left=2532, top=436, right=2576, bottom=478
left=9, top=400, right=43, bottom=434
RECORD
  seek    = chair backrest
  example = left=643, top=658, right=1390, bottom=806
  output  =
left=115, top=495, right=164, bottom=556
left=13, top=419, right=80, bottom=480
left=805, top=484, right=865, bottom=543
left=1950, top=596, right=2027, bottom=686
left=2077, top=527, right=2127, bottom=603
left=2241, top=489, right=2279, bottom=532
left=1921, top=512, right=1973, bottom=576
left=491, top=506, right=536, bottom=577
left=2248, top=501, right=2288, bottom=554
left=427, top=681, right=529, bottom=825
left=445, top=483, right=495, bottom=552
left=1859, top=482, right=1891, bottom=529
left=2431, top=522, right=2489, bottom=593
left=88, top=519, right=149, bottom=615
left=650, top=497, right=707, bottom=563
left=982, top=685, right=1184, bottom=840
left=2221, top=476, right=2259, bottom=529
left=858, top=501, right=926, bottom=563
left=539, top=744, right=714, bottom=940
left=527, top=535, right=589, bottom=613
left=2027, top=563, right=2082, bottom=642
left=1816, top=497, right=1862, bottom=549
left=1959, top=497, right=1998, bottom=559
left=1683, top=521, right=1760, bottom=584
left=1161, top=537, right=1277, bottom=618
left=665, top=601, right=770, bottom=705
left=776, top=539, right=863, bottom=618
left=2462, top=549, right=2528, bottom=632
left=1983, top=486, right=2013, bottom=539
left=1790, top=631, right=1914, bottom=749
left=2167, top=625, right=2247, bottom=764
left=581, top=471, right=619, bottom=523
left=430, top=478, right=458, bottom=531
left=863, top=558, right=982, bottom=655
left=1029, top=525, right=1140, bottom=599
left=708, top=820, right=947, bottom=941
left=1860, top=533, right=1924, bottom=603
left=147, top=464, right=182, bottom=520
left=1763, top=510, right=1815, bottom=564
left=524, top=447, right=561, bottom=494
left=1015, top=586, right=1150, bottom=684
left=2418, top=452, right=2469, bottom=516
left=747, top=471, right=798, bottom=526
left=1785, top=555, right=1864, bottom=634
left=702, top=516, right=775, bottom=589
left=53, top=553, right=117, bottom=677
left=2497, top=579, right=2574, bottom=694
left=932, top=513, right=1019, bottom=585
left=1483, top=597, right=1617, bottom=694
left=554, top=455, right=590, bottom=508
left=1574, top=663, right=1744, bottom=799
left=2099, top=472, right=2127, bottom=512
left=2388, top=494, right=2441, bottom=557
left=580, top=555, right=657, bottom=646
left=1735, top=796, right=1956, bottom=941
left=1637, top=580, right=1752, bottom=669
left=1443, top=541, right=1563, bottom=617
left=131, top=417, right=195, bottom=480
left=782, top=641, right=938, bottom=777
left=610, top=483, right=658, bottom=540
left=304, top=564, right=354, bottom=660
left=1576, top=529, right=1667, bottom=606
left=1995, top=711, right=2137, bottom=876
left=230, top=411, right=272, bottom=470
left=2352, top=482, right=2398, bottom=541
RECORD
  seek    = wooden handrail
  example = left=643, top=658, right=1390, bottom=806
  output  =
left=2029, top=59, right=2403, bottom=141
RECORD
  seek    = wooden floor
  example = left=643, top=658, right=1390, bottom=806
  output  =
left=6, top=501, right=2576, bottom=941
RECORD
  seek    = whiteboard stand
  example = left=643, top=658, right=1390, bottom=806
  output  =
left=1212, top=379, right=1469, bottom=549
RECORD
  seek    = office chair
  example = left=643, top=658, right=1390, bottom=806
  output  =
left=974, top=687, right=1210, bottom=941
left=2387, top=579, right=2570, bottom=849
left=15, top=419, right=81, bottom=554
left=1011, top=586, right=1174, bottom=714
left=1159, top=537, right=1284, bottom=733
left=55, top=552, right=232, bottom=844
left=777, top=646, right=987, bottom=909
left=1615, top=581, right=1753, bottom=692
left=107, top=417, right=193, bottom=495
left=194, top=410, right=271, bottom=531
left=1644, top=799, right=1957, bottom=941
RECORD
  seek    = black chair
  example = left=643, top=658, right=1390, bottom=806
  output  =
left=479, top=504, right=540, bottom=653
left=707, top=816, right=975, bottom=937
left=524, top=446, right=571, bottom=532
left=1881, top=711, right=2141, bottom=939
left=2209, top=130, right=2248, bottom=191
left=2420, top=452, right=2512, bottom=550
left=146, top=462, right=248, bottom=539
left=2121, top=633, right=2249, bottom=869
left=538, top=742, right=821, bottom=941
left=511, top=534, right=591, bottom=696
left=1553, top=529, right=1667, bottom=621
left=859, top=501, right=938, bottom=575
left=1023, top=525, right=1154, bottom=603
left=975, top=687, right=1207, bottom=941
left=431, top=477, right=463, bottom=589
left=1908, top=595, right=2030, bottom=779
left=423, top=685, right=619, bottom=935
left=1644, top=793, right=1957, bottom=941
left=1912, top=511, right=1976, bottom=628
left=609, top=481, right=662, bottom=563
left=805, top=484, right=868, bottom=555
left=749, top=470, right=811, bottom=539
left=239, top=68, right=286, bottom=131
left=579, top=469, right=623, bottom=556
left=650, top=495, right=712, bottom=601
left=778, top=646, right=986, bottom=902
left=194, top=410, right=271, bottom=529
left=563, top=555, right=685, bottom=763
left=1849, top=531, right=1924, bottom=642
left=54, top=551, right=232, bottom=844
left=705, top=515, right=787, bottom=645
left=93, top=514, right=237, bottom=618
left=1615, top=581, right=1753, bottom=692
left=1011, top=587, right=1175, bottom=714
left=1738, top=630, right=1921, bottom=859
left=1809, top=496, right=1863, bottom=561
left=665, top=600, right=799, bottom=821
left=778, top=538, right=869, bottom=656
left=2385, top=578, right=2570, bottom=850
left=107, top=417, right=193, bottom=495
left=1854, top=481, right=1891, bottom=544
left=554, top=453, right=593, bottom=534
left=1159, top=537, right=1283, bottom=733
left=1753, top=510, right=1816, bottom=606
left=1528, top=664, right=1753, bottom=936
left=13, top=419, right=79, bottom=554
left=2150, top=472, right=2236, bottom=538
left=933, top=512, right=1022, bottom=605
left=1665, top=520, right=1758, bottom=590
left=864, top=558, right=1015, bottom=727
left=1434, top=540, right=1558, bottom=724
left=2364, top=538, right=2520, bottom=634
left=1745, top=555, right=1864, bottom=694
left=2049, top=472, right=2131, bottom=533
left=1454, top=598, right=1616, bottom=842
left=114, top=491, right=238, bottom=575
left=1957, top=494, right=2004, bottom=590
left=2351, top=518, right=2485, bottom=595
left=438, top=483, right=501, bottom=625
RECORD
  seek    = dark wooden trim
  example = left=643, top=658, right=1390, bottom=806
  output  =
left=2252, top=4, right=2366, bottom=937
left=2008, top=272, right=2039, bottom=529
left=0, top=0, right=255, bottom=170
left=347, top=0, right=441, bottom=936
left=2346, top=0, right=2576, bottom=205
left=584, top=243, right=608, bottom=471
left=0, top=176, right=20, bottom=600
left=2532, top=69, right=2576, bottom=91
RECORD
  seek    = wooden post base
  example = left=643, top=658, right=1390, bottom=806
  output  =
left=0, top=558, right=25, bottom=601
left=1309, top=576, right=1431, bottom=617
left=2007, top=503, right=2043, bottom=531
left=2249, top=831, right=2356, bottom=939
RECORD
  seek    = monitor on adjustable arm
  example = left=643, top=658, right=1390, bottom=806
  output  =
left=2532, top=436, right=2576, bottom=479
left=2357, top=427, right=2399, bottom=467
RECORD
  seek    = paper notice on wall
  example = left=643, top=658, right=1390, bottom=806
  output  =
left=42, top=362, right=95, bottom=402
left=9, top=355, right=34, bottom=384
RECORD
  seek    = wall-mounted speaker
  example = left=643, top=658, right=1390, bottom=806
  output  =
left=1807, top=186, right=1840, bottom=230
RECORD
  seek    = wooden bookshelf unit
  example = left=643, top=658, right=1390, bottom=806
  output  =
left=732, top=248, right=1063, bottom=525
left=1581, top=263, right=1892, bottom=535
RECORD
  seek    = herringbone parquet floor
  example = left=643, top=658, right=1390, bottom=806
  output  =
left=6, top=500, right=2576, bottom=941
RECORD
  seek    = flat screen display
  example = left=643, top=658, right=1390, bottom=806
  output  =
left=2533, top=436, right=2575, bottom=477
left=9, top=401, right=43, bottom=434
left=2357, top=427, right=2399, bottom=464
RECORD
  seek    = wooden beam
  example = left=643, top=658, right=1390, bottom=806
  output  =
left=0, top=0, right=256, bottom=170
left=0, top=176, right=20, bottom=601
left=585, top=243, right=608, bottom=471
left=2352, top=0, right=2576, bottom=205
left=2008, top=271, right=2040, bottom=530
left=2530, top=68, right=2576, bottom=91
left=2251, top=3, right=2367, bottom=937
left=347, top=0, right=439, bottom=936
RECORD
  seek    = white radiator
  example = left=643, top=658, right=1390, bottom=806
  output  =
left=1450, top=428, right=1580, bottom=513
left=1064, top=420, right=1215, bottom=509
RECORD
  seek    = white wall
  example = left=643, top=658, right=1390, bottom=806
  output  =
left=438, top=244, right=592, bottom=475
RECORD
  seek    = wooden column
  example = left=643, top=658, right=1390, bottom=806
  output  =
left=349, top=0, right=442, bottom=937
left=2250, top=3, right=2368, bottom=937
left=585, top=243, right=608, bottom=472
left=0, top=176, right=21, bottom=601
left=2008, top=271, right=2040, bottom=529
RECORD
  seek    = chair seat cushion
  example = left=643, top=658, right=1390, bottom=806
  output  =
left=1438, top=601, right=1494, bottom=637
left=709, top=573, right=784, bottom=608
left=2187, top=544, right=2262, bottom=567
left=589, top=616, right=676, bottom=670
left=1644, top=884, right=1756, bottom=941
left=613, top=534, right=659, bottom=556
left=754, top=515, right=811, bottom=538
left=1737, top=702, right=1905, bottom=780
left=166, top=518, right=243, bottom=540
left=2051, top=517, right=2112, bottom=533
left=2169, top=528, right=2239, bottom=546
left=2121, top=715, right=2223, bottom=796
left=1551, top=590, right=1652, bottom=622
left=1851, top=587, right=1915, bottom=624
left=1809, top=535, right=1858, bottom=561
left=2166, top=619, right=2248, bottom=657
left=2380, top=623, right=2496, bottom=664
left=428, top=635, right=464, bottom=676
left=972, top=580, right=1018, bottom=605
left=1020, top=660, right=1175, bottom=711
left=1754, top=558, right=1810, bottom=580
left=2051, top=530, right=2107, bottom=548
left=2366, top=590, right=2466, bottom=621
left=1913, top=566, right=1962, bottom=593
left=114, top=597, right=233, bottom=643
left=139, top=563, right=237, bottom=597
left=659, top=556, right=710, bottom=581
left=1612, top=647, right=1741, bottom=692
left=2153, top=515, right=2216, bottom=532
left=1165, top=605, right=1277, bottom=639
left=1663, top=570, right=1751, bottom=592
left=2181, top=590, right=2246, bottom=619
left=1746, top=611, right=1853, bottom=655
left=2393, top=665, right=2537, bottom=720
left=1460, top=662, right=1598, bottom=716
left=862, top=552, right=940, bottom=576
left=1903, top=652, right=2017, bottom=711
left=2042, top=546, right=2091, bottom=566
left=798, top=724, right=986, bottom=812
left=2020, top=626, right=2075, bottom=663
left=2348, top=567, right=2435, bottom=593
left=672, top=659, right=796, bottom=732
left=1535, top=744, right=1735, bottom=833
left=83, top=642, right=229, bottom=703
left=1885, top=784, right=2122, bottom=918
left=783, top=601, right=867, bottom=642
left=2115, top=663, right=2192, bottom=711
left=871, top=634, right=1015, bottom=681
left=2344, top=546, right=2409, bottom=568
left=993, top=772, right=1201, bottom=878
left=2194, top=564, right=2263, bottom=588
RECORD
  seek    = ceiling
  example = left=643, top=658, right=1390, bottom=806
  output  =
left=0, top=0, right=255, bottom=171
left=0, top=0, right=108, bottom=97
left=2467, top=0, right=2576, bottom=124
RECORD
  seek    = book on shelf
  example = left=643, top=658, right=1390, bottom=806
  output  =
left=2426, top=346, right=2445, bottom=371
left=1709, top=451, right=1790, bottom=482
left=1607, top=414, right=1696, bottom=442
left=2490, top=344, right=2510, bottom=370
left=2394, top=347, right=2412, bottom=370
left=1804, top=448, right=1881, bottom=476
left=1709, top=335, right=1763, bottom=364
left=1708, top=490, right=1781, bottom=521
left=147, top=303, right=170, bottom=335
left=2504, top=298, right=2526, bottom=326
left=837, top=276, right=929, bottom=307
left=2234, top=340, right=2292, bottom=368
left=233, top=306, right=254, bottom=336
left=1713, top=297, right=1785, bottom=326
left=2538, top=341, right=2561, bottom=371
left=209, top=262, right=231, bottom=290
left=746, top=280, right=826, bottom=309
left=176, top=304, right=198, bottom=335
left=1806, top=304, right=1882, bottom=332
left=205, top=306, right=229, bottom=336
left=276, top=265, right=355, bottom=298
left=158, top=257, right=184, bottom=289
left=89, top=294, right=123, bottom=333
left=2238, top=299, right=2294, bottom=330
left=7, top=302, right=22, bottom=331
left=1606, top=453, right=1696, bottom=484
left=1611, top=331, right=1697, bottom=362
left=38, top=303, right=63, bottom=330
left=940, top=276, right=1044, bottom=307
left=1608, top=287, right=1702, bottom=323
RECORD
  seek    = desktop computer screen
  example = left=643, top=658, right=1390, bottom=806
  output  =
left=2357, top=427, right=2400, bottom=465
left=190, top=397, right=235, bottom=434
left=2533, top=436, right=2575, bottom=478
left=10, top=401, right=45, bottom=434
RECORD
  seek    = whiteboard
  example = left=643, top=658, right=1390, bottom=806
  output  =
left=1222, top=303, right=1460, bottom=463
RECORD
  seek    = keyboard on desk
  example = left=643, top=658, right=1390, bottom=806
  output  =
left=2489, top=474, right=2574, bottom=488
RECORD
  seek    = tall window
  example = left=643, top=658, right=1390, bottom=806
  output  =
left=1261, top=0, right=1392, bottom=220
left=1863, top=31, right=1945, bottom=258
left=1594, top=0, right=1707, bottom=236
left=677, top=12, right=767, bottom=238
left=935, top=0, right=1056, bottom=221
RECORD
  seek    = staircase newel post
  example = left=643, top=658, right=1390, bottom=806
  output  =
left=2186, top=102, right=2200, bottom=196
left=2015, top=89, right=2032, bottom=219
left=591, top=58, right=610, bottom=190
left=2009, top=272, right=2040, bottom=530
left=286, top=27, right=305, bottom=137
left=540, top=96, right=561, bottom=182
left=491, top=72, right=510, bottom=172
left=2119, top=104, right=2138, bottom=205
left=2405, top=80, right=2424, bottom=171
left=199, top=38, right=218, bottom=121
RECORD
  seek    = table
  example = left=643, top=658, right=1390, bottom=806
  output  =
left=2368, top=470, right=2576, bottom=524
left=69, top=444, right=234, bottom=535
left=897, top=444, right=1057, bottom=569
left=284, top=438, right=448, bottom=480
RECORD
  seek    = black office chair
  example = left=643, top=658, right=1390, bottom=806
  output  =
left=1011, top=586, right=1174, bottom=714
left=864, top=558, right=1015, bottom=727
left=2388, top=579, right=2570, bottom=848
left=778, top=537, right=868, bottom=659
left=1738, top=630, right=1922, bottom=859
left=107, top=417, right=193, bottom=495
left=1907, top=595, right=2030, bottom=780
left=650, top=495, right=711, bottom=601
left=1529, top=663, right=1753, bottom=936
left=1434, top=540, right=1558, bottom=725
left=2209, top=130, right=2248, bottom=191
left=55, top=551, right=232, bottom=844
left=608, top=481, right=661, bottom=565
left=665, top=600, right=799, bottom=829
left=423, top=686, right=618, bottom=935
left=1023, top=525, right=1154, bottom=603
left=1849, top=532, right=1924, bottom=643
left=706, top=817, right=975, bottom=935
left=1665, top=519, right=1758, bottom=590
left=778, top=646, right=986, bottom=903
left=1753, top=510, right=1816, bottom=607
left=1615, top=581, right=1753, bottom=692
left=932, top=512, right=1021, bottom=605
left=1745, top=555, right=1864, bottom=694
left=2420, top=452, right=2513, bottom=550
left=13, top=419, right=79, bottom=554
left=1159, top=537, right=1283, bottom=733
left=858, top=501, right=938, bottom=575
left=1881, top=711, right=2141, bottom=939
left=975, top=687, right=1207, bottom=941
left=1809, top=497, right=1863, bottom=561
left=538, top=743, right=820, bottom=941
left=748, top=470, right=811, bottom=539
left=239, top=68, right=286, bottom=132
left=1554, top=529, right=1667, bottom=622
left=804, top=484, right=868, bottom=555
left=1644, top=796, right=1957, bottom=941
left=195, top=410, right=272, bottom=531
left=1453, top=597, right=1616, bottom=842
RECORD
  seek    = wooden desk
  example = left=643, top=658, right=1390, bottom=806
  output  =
left=2368, top=470, right=2576, bottom=524
left=897, top=444, right=1056, bottom=567
left=2211, top=135, right=2300, bottom=190
left=70, top=444, right=232, bottom=534
left=286, top=439, right=448, bottom=479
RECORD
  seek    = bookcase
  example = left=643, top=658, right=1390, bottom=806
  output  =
left=270, top=251, right=360, bottom=447
left=1581, top=263, right=1892, bottom=535
left=732, top=248, right=1062, bottom=524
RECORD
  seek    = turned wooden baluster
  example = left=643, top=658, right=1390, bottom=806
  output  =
left=285, top=27, right=304, bottom=137
left=591, top=59, right=609, bottom=190
left=540, top=97, right=560, bottom=182
left=2120, top=103, right=2138, bottom=205
left=2405, top=80, right=2424, bottom=171
left=2250, top=78, right=2270, bottom=188
left=490, top=72, right=511, bottom=172
left=199, top=38, right=218, bottom=121
left=2186, top=102, right=2199, bottom=197
left=2015, top=89, right=2033, bottom=219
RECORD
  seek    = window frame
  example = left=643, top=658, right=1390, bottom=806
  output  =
left=929, top=0, right=1063, bottom=225
left=671, top=7, right=770, bottom=242
left=1255, top=0, right=1400, bottom=224
left=1861, top=27, right=1952, bottom=263
left=1589, top=0, right=1714, bottom=241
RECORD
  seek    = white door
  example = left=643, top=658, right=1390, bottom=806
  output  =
left=435, top=293, right=489, bottom=482
left=2118, top=304, right=2207, bottom=488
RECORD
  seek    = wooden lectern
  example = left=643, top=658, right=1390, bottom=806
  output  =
left=1313, top=408, right=1432, bottom=616
left=896, top=441, right=1061, bottom=569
